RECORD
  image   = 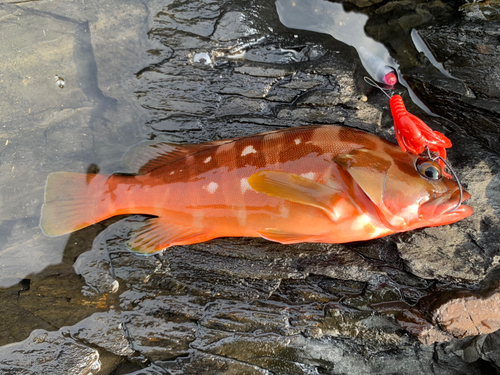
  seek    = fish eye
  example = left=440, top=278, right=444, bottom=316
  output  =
left=415, top=158, right=442, bottom=180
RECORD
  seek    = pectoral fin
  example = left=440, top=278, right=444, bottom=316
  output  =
left=128, top=217, right=206, bottom=255
left=248, top=170, right=342, bottom=221
left=258, top=228, right=324, bottom=244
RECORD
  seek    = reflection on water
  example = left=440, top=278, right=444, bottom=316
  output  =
left=275, top=0, right=396, bottom=79
left=275, top=0, right=435, bottom=114
left=410, top=29, right=452, bottom=79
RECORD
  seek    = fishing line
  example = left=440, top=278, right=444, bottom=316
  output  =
left=363, top=76, right=392, bottom=99
left=424, top=147, right=464, bottom=212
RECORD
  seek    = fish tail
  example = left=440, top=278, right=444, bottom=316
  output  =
left=40, top=172, right=113, bottom=237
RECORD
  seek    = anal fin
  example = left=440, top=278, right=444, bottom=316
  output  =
left=258, top=228, right=324, bottom=245
left=128, top=217, right=206, bottom=255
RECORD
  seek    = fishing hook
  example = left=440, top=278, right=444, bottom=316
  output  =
left=424, top=146, right=463, bottom=213
left=363, top=76, right=392, bottom=99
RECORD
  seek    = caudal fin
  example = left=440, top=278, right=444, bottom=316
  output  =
left=40, top=172, right=112, bottom=236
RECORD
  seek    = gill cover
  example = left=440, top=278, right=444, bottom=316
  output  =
left=334, top=148, right=439, bottom=231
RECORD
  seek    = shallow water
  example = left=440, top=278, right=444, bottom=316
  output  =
left=276, top=0, right=394, bottom=71
left=0, top=0, right=152, bottom=287
left=1, top=0, right=500, bottom=373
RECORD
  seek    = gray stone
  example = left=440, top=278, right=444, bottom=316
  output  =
left=0, top=329, right=100, bottom=375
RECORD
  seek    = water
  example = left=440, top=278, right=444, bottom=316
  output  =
left=275, top=0, right=437, bottom=114
left=0, top=1, right=151, bottom=288
left=275, top=0, right=395, bottom=75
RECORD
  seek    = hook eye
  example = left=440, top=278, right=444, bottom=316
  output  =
left=363, top=76, right=392, bottom=99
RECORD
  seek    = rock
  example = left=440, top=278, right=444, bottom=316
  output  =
left=407, top=21, right=500, bottom=151
left=68, top=311, right=135, bottom=357
left=346, top=0, right=385, bottom=8
left=459, top=1, right=500, bottom=22
left=0, top=329, right=100, bottom=375
left=434, top=291, right=500, bottom=339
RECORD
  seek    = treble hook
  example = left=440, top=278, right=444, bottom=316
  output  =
left=424, top=147, right=463, bottom=213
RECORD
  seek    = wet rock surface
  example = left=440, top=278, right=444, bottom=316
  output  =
left=1, top=0, right=500, bottom=374
left=0, top=329, right=101, bottom=375
left=406, top=21, right=500, bottom=152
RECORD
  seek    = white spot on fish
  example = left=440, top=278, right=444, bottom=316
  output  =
left=192, top=211, right=204, bottom=228
left=300, top=172, right=316, bottom=180
left=294, top=138, right=301, bottom=145
left=241, top=145, right=257, bottom=156
left=203, top=181, right=219, bottom=194
left=372, top=227, right=383, bottom=237
left=204, top=156, right=212, bottom=163
left=279, top=204, right=289, bottom=219
left=237, top=209, right=247, bottom=226
left=240, top=178, right=252, bottom=194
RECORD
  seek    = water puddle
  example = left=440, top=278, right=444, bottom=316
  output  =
left=0, top=0, right=152, bottom=288
left=275, top=0, right=435, bottom=114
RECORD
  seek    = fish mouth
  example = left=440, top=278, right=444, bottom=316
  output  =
left=419, top=188, right=473, bottom=225
left=446, top=188, right=472, bottom=213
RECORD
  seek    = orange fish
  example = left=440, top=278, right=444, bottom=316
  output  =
left=40, top=126, right=473, bottom=254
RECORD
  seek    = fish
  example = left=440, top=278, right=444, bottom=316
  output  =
left=40, top=125, right=473, bottom=254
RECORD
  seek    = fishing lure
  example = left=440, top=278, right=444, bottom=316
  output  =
left=358, top=46, right=397, bottom=87
left=390, top=94, right=452, bottom=170
left=364, top=77, right=453, bottom=177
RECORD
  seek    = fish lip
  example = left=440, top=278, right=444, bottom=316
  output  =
left=437, top=199, right=474, bottom=225
left=420, top=188, right=473, bottom=223
left=448, top=188, right=471, bottom=208
left=440, top=188, right=472, bottom=213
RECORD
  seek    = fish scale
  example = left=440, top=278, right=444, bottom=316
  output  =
left=40, top=125, right=473, bottom=254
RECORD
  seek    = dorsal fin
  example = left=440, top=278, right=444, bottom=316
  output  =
left=122, top=127, right=332, bottom=174
left=122, top=139, right=232, bottom=174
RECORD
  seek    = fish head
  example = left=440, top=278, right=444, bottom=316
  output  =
left=334, top=147, right=473, bottom=231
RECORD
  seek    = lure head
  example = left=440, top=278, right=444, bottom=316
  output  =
left=334, top=146, right=473, bottom=232
left=357, top=46, right=397, bottom=87
left=384, top=71, right=397, bottom=86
